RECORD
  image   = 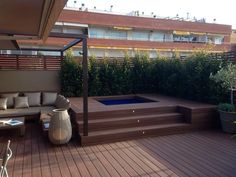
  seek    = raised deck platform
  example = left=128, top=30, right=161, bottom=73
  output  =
left=69, top=94, right=218, bottom=146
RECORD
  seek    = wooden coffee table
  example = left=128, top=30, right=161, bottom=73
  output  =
left=0, top=117, right=25, bottom=136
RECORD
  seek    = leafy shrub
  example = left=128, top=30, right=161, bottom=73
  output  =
left=218, top=103, right=235, bottom=112
left=60, top=50, right=230, bottom=104
left=60, top=50, right=82, bottom=97
left=210, top=63, right=236, bottom=104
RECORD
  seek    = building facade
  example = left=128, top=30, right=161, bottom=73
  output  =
left=16, top=8, right=232, bottom=58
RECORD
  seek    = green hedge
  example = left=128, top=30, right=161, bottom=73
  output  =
left=60, top=51, right=229, bottom=104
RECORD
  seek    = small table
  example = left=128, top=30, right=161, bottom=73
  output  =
left=42, top=119, right=50, bottom=132
left=40, top=112, right=52, bottom=135
left=0, top=117, right=25, bottom=136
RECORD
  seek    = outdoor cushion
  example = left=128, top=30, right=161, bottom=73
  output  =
left=24, top=92, right=41, bottom=107
left=0, top=98, right=7, bottom=110
left=40, top=106, right=56, bottom=114
left=0, top=106, right=55, bottom=118
left=42, top=92, right=57, bottom=106
left=14, top=97, right=29, bottom=109
left=0, top=107, right=41, bottom=118
left=55, top=95, right=70, bottom=110
left=1, top=93, right=19, bottom=108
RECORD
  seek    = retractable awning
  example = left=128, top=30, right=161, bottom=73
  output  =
left=173, top=31, right=190, bottom=35
left=0, top=0, right=67, bottom=49
left=190, top=32, right=206, bottom=35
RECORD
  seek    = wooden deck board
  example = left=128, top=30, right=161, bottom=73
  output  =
left=0, top=123, right=236, bottom=177
left=38, top=138, right=51, bottom=177
left=22, top=125, right=32, bottom=177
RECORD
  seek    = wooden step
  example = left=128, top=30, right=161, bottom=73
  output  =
left=78, top=113, right=184, bottom=131
left=76, top=106, right=178, bottom=120
left=80, top=123, right=191, bottom=146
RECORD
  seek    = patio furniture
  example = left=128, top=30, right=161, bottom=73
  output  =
left=48, top=109, right=72, bottom=145
left=0, top=140, right=12, bottom=177
left=0, top=117, right=25, bottom=136
left=0, top=92, right=70, bottom=121
left=40, top=113, right=50, bottom=136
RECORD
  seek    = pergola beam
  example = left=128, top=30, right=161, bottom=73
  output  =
left=62, top=38, right=83, bottom=52
left=50, top=32, right=87, bottom=39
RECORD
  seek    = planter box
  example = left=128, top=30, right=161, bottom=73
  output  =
left=219, top=111, right=236, bottom=133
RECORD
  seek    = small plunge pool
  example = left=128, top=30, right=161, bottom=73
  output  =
left=97, top=96, right=157, bottom=106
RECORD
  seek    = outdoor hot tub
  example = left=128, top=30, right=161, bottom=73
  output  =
left=97, top=96, right=157, bottom=105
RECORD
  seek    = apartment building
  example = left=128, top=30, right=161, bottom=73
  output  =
left=16, top=8, right=232, bottom=58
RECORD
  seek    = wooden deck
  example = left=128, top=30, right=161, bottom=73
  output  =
left=1, top=123, right=236, bottom=177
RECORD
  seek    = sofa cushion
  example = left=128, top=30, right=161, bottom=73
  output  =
left=42, top=92, right=57, bottom=106
left=0, top=107, right=40, bottom=118
left=55, top=95, right=70, bottom=110
left=1, top=93, right=19, bottom=108
left=24, top=92, right=41, bottom=107
left=40, top=106, right=56, bottom=114
left=0, top=106, right=56, bottom=118
left=0, top=98, right=7, bottom=110
left=14, top=97, right=29, bottom=109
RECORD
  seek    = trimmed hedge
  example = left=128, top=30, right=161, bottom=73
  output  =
left=60, top=51, right=229, bottom=104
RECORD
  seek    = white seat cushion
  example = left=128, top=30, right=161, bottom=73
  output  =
left=1, top=93, right=19, bottom=108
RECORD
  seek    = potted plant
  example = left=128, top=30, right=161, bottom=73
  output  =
left=210, top=63, right=236, bottom=133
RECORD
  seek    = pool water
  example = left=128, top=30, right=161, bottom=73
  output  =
left=98, top=96, right=157, bottom=105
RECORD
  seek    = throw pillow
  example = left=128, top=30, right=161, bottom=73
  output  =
left=1, top=93, right=19, bottom=108
left=24, top=92, right=41, bottom=107
left=14, top=97, right=29, bottom=109
left=42, top=92, right=57, bottom=106
left=0, top=98, right=8, bottom=110
left=55, top=95, right=70, bottom=109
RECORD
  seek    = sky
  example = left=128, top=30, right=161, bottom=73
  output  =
left=66, top=0, right=236, bottom=29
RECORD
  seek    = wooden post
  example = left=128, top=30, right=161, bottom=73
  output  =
left=60, top=51, right=63, bottom=69
left=82, top=38, right=88, bottom=136
left=16, top=55, right=19, bottom=70
left=43, top=55, right=47, bottom=70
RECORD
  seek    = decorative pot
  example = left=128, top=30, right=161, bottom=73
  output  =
left=49, top=109, right=72, bottom=144
left=219, top=111, right=236, bottom=133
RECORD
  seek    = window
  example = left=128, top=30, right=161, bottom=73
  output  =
left=149, top=50, right=158, bottom=58
left=189, top=35, right=207, bottom=43
left=107, top=30, right=127, bottom=40
left=151, top=32, right=165, bottom=42
left=63, top=28, right=83, bottom=34
left=173, top=35, right=189, bottom=42
left=89, top=28, right=105, bottom=38
left=159, top=51, right=173, bottom=58
left=52, top=26, right=63, bottom=33
left=164, top=34, right=173, bottom=42
left=214, top=36, right=224, bottom=44
left=0, top=50, right=11, bottom=54
left=107, top=49, right=125, bottom=58
left=89, top=48, right=105, bottom=58
left=207, top=35, right=224, bottom=44
left=132, top=31, right=149, bottom=41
